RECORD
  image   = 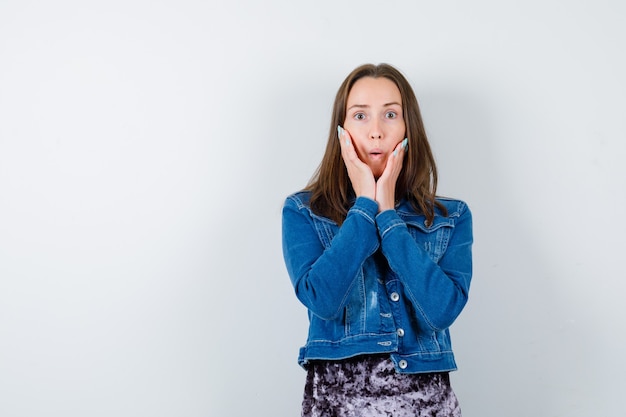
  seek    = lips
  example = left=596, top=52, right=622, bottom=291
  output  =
left=369, top=148, right=385, bottom=158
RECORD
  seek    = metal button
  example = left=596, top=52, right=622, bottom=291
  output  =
left=397, top=328, right=405, bottom=337
left=390, top=292, right=400, bottom=302
left=398, top=360, right=408, bottom=369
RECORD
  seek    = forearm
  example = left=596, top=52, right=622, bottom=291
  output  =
left=282, top=196, right=380, bottom=320
left=376, top=207, right=473, bottom=331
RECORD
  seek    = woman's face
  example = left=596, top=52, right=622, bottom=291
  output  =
left=343, top=76, right=406, bottom=179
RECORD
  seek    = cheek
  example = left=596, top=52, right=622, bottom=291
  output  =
left=394, top=120, right=407, bottom=136
left=349, top=138, right=368, bottom=159
left=351, top=140, right=366, bottom=156
left=342, top=119, right=355, bottom=132
left=343, top=123, right=363, bottom=144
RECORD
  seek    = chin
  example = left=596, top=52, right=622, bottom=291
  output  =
left=372, top=166, right=385, bottom=179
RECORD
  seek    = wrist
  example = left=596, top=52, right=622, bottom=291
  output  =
left=378, top=203, right=395, bottom=213
left=354, top=183, right=376, bottom=200
left=376, top=193, right=395, bottom=212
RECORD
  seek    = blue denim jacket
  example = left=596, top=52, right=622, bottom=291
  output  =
left=282, top=191, right=473, bottom=374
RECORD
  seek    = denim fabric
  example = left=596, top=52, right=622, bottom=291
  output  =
left=282, top=191, right=473, bottom=374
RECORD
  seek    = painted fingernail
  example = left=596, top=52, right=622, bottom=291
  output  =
left=402, top=138, right=408, bottom=149
left=393, top=149, right=398, bottom=156
left=337, top=125, right=343, bottom=138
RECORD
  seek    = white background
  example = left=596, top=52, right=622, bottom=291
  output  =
left=1, top=1, right=625, bottom=416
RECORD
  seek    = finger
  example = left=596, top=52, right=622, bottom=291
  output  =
left=338, top=127, right=363, bottom=166
left=381, top=138, right=408, bottom=180
left=392, top=137, right=408, bottom=158
left=387, top=138, right=407, bottom=169
left=395, top=138, right=408, bottom=169
left=337, top=125, right=351, bottom=158
left=337, top=125, right=352, bottom=147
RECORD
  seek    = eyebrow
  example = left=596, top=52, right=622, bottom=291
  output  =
left=347, top=102, right=402, bottom=111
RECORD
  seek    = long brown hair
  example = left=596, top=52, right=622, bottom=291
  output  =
left=306, top=63, right=446, bottom=225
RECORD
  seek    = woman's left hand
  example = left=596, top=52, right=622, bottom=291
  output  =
left=376, top=138, right=407, bottom=212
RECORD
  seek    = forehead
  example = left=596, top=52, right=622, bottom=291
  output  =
left=347, top=77, right=402, bottom=105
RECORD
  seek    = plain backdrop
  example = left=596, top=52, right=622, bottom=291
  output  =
left=1, top=1, right=625, bottom=416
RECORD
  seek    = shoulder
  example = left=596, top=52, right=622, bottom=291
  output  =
left=283, top=190, right=338, bottom=232
left=284, top=190, right=312, bottom=209
left=395, top=197, right=470, bottom=230
left=435, top=197, right=471, bottom=219
left=283, top=190, right=340, bottom=226
left=396, top=197, right=469, bottom=218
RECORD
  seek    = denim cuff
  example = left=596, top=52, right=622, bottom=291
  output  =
left=348, top=197, right=379, bottom=225
left=376, top=209, right=407, bottom=239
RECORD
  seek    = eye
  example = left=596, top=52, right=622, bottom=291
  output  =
left=385, top=111, right=398, bottom=119
left=354, top=112, right=366, bottom=120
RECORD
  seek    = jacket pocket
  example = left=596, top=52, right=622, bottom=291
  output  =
left=406, top=219, right=454, bottom=263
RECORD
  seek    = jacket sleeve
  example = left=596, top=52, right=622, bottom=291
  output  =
left=376, top=202, right=473, bottom=331
left=282, top=196, right=380, bottom=320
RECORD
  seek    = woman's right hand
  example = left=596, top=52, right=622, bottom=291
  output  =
left=338, top=126, right=376, bottom=200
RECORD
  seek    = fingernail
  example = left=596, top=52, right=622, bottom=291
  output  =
left=337, top=125, right=343, bottom=138
left=393, top=149, right=398, bottom=156
left=402, top=138, right=408, bottom=149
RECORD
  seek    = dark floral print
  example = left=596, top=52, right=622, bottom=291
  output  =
left=302, top=355, right=461, bottom=417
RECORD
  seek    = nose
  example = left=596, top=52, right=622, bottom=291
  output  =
left=369, top=120, right=382, bottom=140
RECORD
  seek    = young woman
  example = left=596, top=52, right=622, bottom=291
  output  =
left=282, top=63, right=473, bottom=417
